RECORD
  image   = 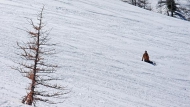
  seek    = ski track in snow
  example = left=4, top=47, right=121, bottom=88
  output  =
left=0, top=0, right=190, bottom=107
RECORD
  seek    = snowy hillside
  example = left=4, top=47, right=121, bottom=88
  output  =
left=0, top=0, right=190, bottom=107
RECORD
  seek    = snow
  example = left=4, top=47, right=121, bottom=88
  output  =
left=0, top=0, right=190, bottom=107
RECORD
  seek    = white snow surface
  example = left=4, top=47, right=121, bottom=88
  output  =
left=0, top=0, right=190, bottom=107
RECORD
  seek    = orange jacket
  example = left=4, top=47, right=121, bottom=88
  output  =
left=142, top=52, right=149, bottom=61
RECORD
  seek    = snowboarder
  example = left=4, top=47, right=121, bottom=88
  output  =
left=142, top=51, right=155, bottom=65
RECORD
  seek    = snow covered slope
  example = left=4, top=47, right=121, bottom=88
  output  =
left=0, top=0, right=190, bottom=107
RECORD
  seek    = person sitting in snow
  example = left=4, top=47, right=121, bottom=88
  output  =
left=142, top=51, right=154, bottom=65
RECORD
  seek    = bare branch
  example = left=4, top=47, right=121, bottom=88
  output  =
left=34, top=97, right=57, bottom=104
left=37, top=82, right=65, bottom=90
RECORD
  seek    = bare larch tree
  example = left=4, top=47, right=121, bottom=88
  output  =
left=14, top=7, right=68, bottom=106
left=137, top=0, right=151, bottom=10
left=122, top=0, right=151, bottom=10
left=122, top=0, right=137, bottom=6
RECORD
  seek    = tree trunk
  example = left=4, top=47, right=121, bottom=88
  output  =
left=134, top=0, right=136, bottom=6
left=171, top=1, right=174, bottom=17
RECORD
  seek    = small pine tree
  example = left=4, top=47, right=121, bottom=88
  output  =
left=157, top=0, right=177, bottom=17
left=166, top=0, right=177, bottom=17
left=14, top=7, right=69, bottom=106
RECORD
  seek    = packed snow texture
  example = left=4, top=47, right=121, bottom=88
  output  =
left=0, top=0, right=190, bottom=107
